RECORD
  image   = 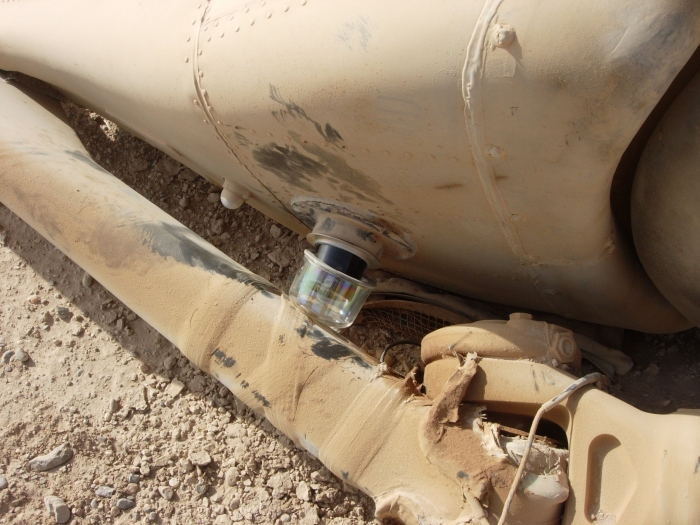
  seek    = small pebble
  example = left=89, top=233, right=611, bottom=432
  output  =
left=81, top=272, right=94, bottom=288
left=188, top=450, right=212, bottom=467
left=110, top=505, right=121, bottom=517
left=128, top=473, right=140, bottom=484
left=0, top=474, right=7, bottom=490
left=124, top=483, right=139, bottom=495
left=95, top=485, right=115, bottom=498
left=270, top=224, right=282, bottom=239
left=168, top=477, right=180, bottom=488
left=14, top=349, right=29, bottom=363
left=163, top=356, right=177, bottom=370
left=28, top=443, right=73, bottom=471
left=109, top=398, right=121, bottom=413
left=116, top=498, right=135, bottom=510
left=296, top=480, right=311, bottom=501
left=158, top=486, right=174, bottom=500
left=55, top=306, right=71, bottom=320
left=225, top=467, right=238, bottom=487
left=1, top=350, right=14, bottom=363
left=207, top=192, right=221, bottom=203
left=44, top=495, right=71, bottom=524
left=28, top=295, right=42, bottom=304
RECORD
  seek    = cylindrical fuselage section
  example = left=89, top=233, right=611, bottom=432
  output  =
left=1, top=0, right=699, bottom=331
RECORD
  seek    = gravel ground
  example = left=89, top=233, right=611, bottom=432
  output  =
left=1, top=101, right=699, bottom=525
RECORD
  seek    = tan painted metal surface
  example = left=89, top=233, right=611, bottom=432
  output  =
left=632, top=69, right=700, bottom=328
left=1, top=0, right=698, bottom=332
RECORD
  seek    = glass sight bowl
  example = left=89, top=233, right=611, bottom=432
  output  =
left=290, top=250, right=375, bottom=330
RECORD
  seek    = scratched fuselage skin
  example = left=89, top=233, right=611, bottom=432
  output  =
left=1, top=0, right=699, bottom=332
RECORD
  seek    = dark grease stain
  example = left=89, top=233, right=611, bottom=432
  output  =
left=241, top=380, right=249, bottom=389
left=278, top=334, right=285, bottom=344
left=252, top=143, right=326, bottom=192
left=306, top=326, right=372, bottom=370
left=435, top=183, right=464, bottom=190
left=252, top=390, right=271, bottom=408
left=341, top=471, right=349, bottom=480
left=531, top=369, right=539, bottom=392
left=140, top=222, right=279, bottom=298
left=212, top=348, right=235, bottom=368
left=457, top=471, right=469, bottom=480
left=253, top=137, right=392, bottom=205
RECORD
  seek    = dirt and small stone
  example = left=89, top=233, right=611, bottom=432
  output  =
left=1, top=102, right=700, bottom=525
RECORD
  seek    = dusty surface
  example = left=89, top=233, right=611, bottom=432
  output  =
left=1, top=103, right=699, bottom=525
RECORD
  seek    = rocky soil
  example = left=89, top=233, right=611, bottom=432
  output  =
left=1, top=102, right=700, bottom=525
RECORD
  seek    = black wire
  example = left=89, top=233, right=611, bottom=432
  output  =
left=379, top=339, right=422, bottom=364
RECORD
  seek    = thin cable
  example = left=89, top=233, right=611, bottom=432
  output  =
left=496, top=372, right=604, bottom=525
left=379, top=339, right=421, bottom=364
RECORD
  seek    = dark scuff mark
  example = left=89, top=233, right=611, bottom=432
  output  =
left=253, top=390, right=271, bottom=408
left=306, top=327, right=372, bottom=370
left=139, top=221, right=280, bottom=298
left=457, top=471, right=469, bottom=480
left=213, top=348, right=235, bottom=368
left=296, top=323, right=308, bottom=339
left=234, top=132, right=252, bottom=147
left=269, top=85, right=344, bottom=144
left=341, top=471, right=349, bottom=480
left=64, top=149, right=112, bottom=174
left=317, top=217, right=335, bottom=232
left=324, top=123, right=343, bottom=143
left=241, top=380, right=249, bottom=388
left=531, top=369, right=539, bottom=392
left=278, top=334, right=285, bottom=344
left=435, top=183, right=464, bottom=190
